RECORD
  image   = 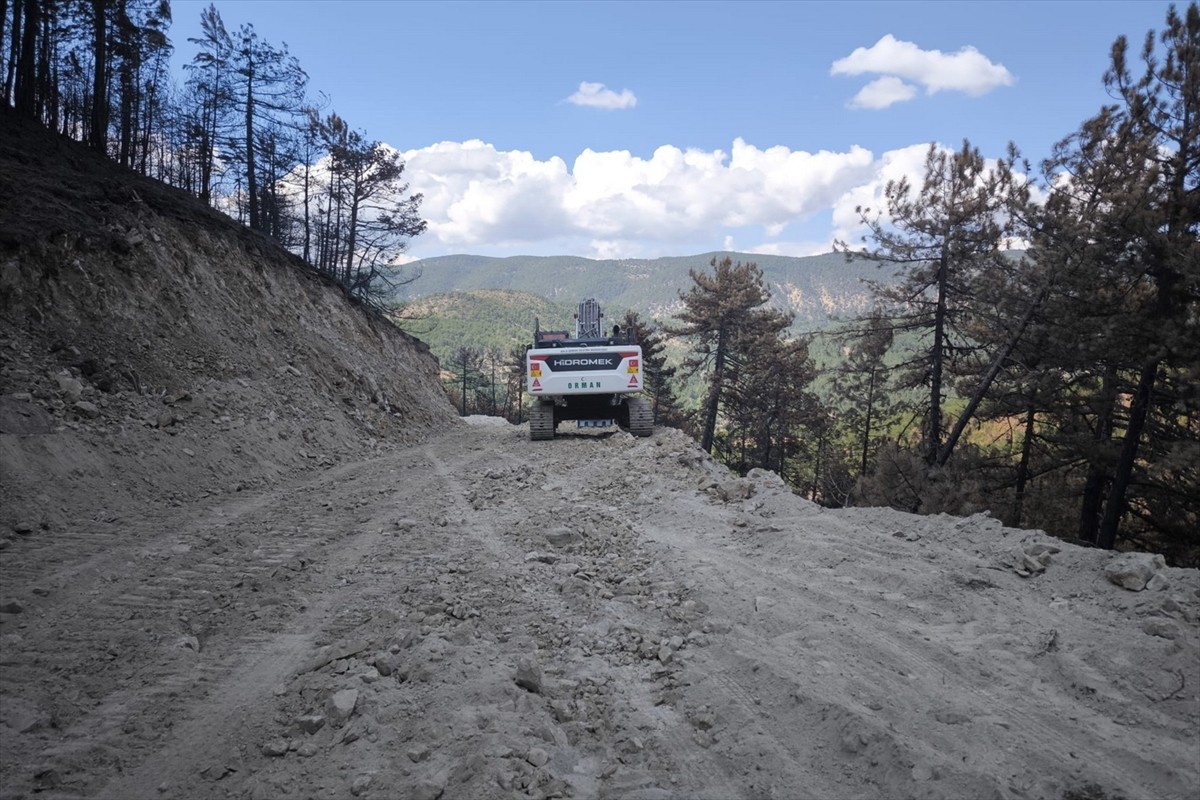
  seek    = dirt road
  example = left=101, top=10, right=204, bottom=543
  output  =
left=1, top=419, right=1197, bottom=800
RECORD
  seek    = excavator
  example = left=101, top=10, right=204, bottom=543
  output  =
left=525, top=299, right=653, bottom=440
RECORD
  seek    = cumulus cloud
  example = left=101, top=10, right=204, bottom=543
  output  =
left=397, top=138, right=926, bottom=259
left=394, top=139, right=1040, bottom=259
left=403, top=140, right=572, bottom=247
left=847, top=76, right=919, bottom=110
left=566, top=82, right=638, bottom=110
left=830, top=143, right=933, bottom=244
left=831, top=34, right=1014, bottom=108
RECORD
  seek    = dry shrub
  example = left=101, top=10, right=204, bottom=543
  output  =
left=852, top=443, right=990, bottom=516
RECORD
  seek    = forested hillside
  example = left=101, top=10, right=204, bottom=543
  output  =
left=402, top=290, right=575, bottom=365
left=399, top=251, right=891, bottom=329
left=410, top=6, right=1200, bottom=569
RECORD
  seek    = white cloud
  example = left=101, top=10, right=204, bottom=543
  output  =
left=401, top=138, right=885, bottom=259
left=404, top=140, right=572, bottom=247
left=830, top=143, right=932, bottom=245
left=589, top=239, right=638, bottom=260
left=566, top=81, right=638, bottom=110
left=831, top=34, right=1015, bottom=108
left=847, top=76, right=918, bottom=110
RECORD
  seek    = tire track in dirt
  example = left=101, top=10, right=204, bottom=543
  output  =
left=418, top=424, right=755, bottom=799
left=637, top=491, right=1197, bottom=800
left=1, top=452, right=419, bottom=798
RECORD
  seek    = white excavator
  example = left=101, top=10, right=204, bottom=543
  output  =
left=526, top=299, right=653, bottom=441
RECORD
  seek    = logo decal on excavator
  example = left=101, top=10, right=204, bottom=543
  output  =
left=547, top=354, right=620, bottom=371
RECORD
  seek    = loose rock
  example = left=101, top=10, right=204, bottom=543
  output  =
left=1105, top=553, right=1167, bottom=591
left=515, top=656, right=543, bottom=694
left=350, top=774, right=373, bottom=796
left=73, top=400, right=100, bottom=419
left=411, top=780, right=444, bottom=800
left=545, top=528, right=582, bottom=547
left=261, top=740, right=289, bottom=757
left=325, top=688, right=358, bottom=727
left=294, top=714, right=326, bottom=735
left=0, top=599, right=25, bottom=614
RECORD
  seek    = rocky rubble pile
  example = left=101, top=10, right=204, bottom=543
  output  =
left=151, top=426, right=763, bottom=800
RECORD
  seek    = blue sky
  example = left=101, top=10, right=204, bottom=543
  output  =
left=170, top=0, right=1175, bottom=261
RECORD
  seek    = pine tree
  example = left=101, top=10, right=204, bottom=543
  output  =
left=218, top=21, right=307, bottom=232
left=1037, top=2, right=1200, bottom=554
left=184, top=4, right=234, bottom=205
left=667, top=257, right=792, bottom=454
left=838, top=140, right=1028, bottom=481
left=503, top=343, right=528, bottom=424
left=86, top=0, right=104, bottom=147
left=311, top=112, right=426, bottom=305
left=447, top=347, right=483, bottom=417
left=722, top=332, right=816, bottom=477
left=2, top=0, right=18, bottom=107
left=622, top=311, right=681, bottom=427
left=829, top=309, right=898, bottom=478
left=1093, top=2, right=1199, bottom=551
left=112, top=0, right=172, bottom=169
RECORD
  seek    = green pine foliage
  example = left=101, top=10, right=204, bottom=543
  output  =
left=622, top=312, right=685, bottom=428
left=836, top=140, right=1030, bottom=474
left=1024, top=2, right=1200, bottom=557
left=828, top=309, right=902, bottom=479
left=824, top=4, right=1199, bottom=564
left=667, top=258, right=817, bottom=476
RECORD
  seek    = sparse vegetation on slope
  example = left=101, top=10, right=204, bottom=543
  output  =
left=398, top=290, right=576, bottom=363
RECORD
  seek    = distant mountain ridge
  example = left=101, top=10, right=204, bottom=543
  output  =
left=398, top=251, right=895, bottom=329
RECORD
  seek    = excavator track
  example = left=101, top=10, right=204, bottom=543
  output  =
left=624, top=396, right=654, bottom=437
left=529, top=401, right=557, bottom=441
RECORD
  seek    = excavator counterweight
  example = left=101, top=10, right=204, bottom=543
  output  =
left=526, top=299, right=653, bottom=440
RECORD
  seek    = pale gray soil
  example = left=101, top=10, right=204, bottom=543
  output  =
left=1, top=418, right=1197, bottom=800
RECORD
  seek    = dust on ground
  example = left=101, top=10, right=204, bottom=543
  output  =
left=2, top=417, right=1197, bottom=800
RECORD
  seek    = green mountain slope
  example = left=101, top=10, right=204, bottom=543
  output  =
left=399, top=251, right=896, bottom=329
left=398, top=290, right=577, bottom=363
